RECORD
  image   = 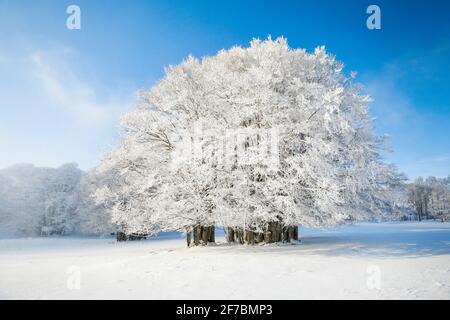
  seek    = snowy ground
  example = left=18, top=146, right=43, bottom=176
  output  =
left=0, top=221, right=449, bottom=299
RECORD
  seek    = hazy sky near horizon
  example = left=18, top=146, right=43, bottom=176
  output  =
left=1, top=0, right=449, bottom=179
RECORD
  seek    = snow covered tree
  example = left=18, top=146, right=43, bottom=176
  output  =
left=407, top=176, right=450, bottom=222
left=0, top=163, right=82, bottom=237
left=408, top=177, right=432, bottom=221
left=75, top=170, right=114, bottom=235
left=96, top=37, right=400, bottom=245
left=40, top=163, right=82, bottom=235
left=0, top=164, right=45, bottom=237
left=426, top=176, right=450, bottom=222
left=0, top=163, right=113, bottom=238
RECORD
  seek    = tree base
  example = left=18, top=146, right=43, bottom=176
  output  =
left=116, top=231, right=147, bottom=242
left=226, top=224, right=299, bottom=245
left=186, top=225, right=216, bottom=247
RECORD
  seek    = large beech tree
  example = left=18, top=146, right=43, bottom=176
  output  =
left=95, top=37, right=400, bottom=245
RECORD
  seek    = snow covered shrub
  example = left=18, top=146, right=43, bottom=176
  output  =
left=96, top=37, right=401, bottom=245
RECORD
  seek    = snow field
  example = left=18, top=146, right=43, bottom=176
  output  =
left=0, top=221, right=449, bottom=299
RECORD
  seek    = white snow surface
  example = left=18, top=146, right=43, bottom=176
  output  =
left=1, top=221, right=449, bottom=299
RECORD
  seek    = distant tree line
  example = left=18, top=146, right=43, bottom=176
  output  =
left=0, top=163, right=113, bottom=237
left=406, top=176, right=450, bottom=222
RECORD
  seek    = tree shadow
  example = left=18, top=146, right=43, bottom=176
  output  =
left=210, top=223, right=450, bottom=258
left=297, top=229, right=450, bottom=258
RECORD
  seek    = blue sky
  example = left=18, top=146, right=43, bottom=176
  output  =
left=0, top=0, right=449, bottom=178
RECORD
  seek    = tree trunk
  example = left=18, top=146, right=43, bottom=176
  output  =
left=264, top=223, right=272, bottom=243
left=226, top=227, right=235, bottom=243
left=293, top=225, right=299, bottom=241
left=287, top=226, right=293, bottom=242
left=201, top=226, right=209, bottom=245
left=116, top=231, right=127, bottom=242
left=246, top=230, right=255, bottom=245
left=194, top=225, right=202, bottom=246
left=269, top=223, right=274, bottom=242
left=208, top=226, right=215, bottom=243
left=256, top=232, right=264, bottom=243
left=270, top=222, right=277, bottom=243
left=236, top=228, right=244, bottom=244
left=185, top=227, right=192, bottom=247
left=277, top=222, right=282, bottom=242
left=282, top=226, right=290, bottom=243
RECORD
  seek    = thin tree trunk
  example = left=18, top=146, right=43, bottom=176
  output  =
left=236, top=228, right=244, bottom=244
left=282, top=226, right=289, bottom=243
left=287, top=226, right=293, bottom=242
left=226, top=227, right=235, bottom=243
left=264, top=223, right=272, bottom=243
left=208, top=226, right=215, bottom=243
left=194, top=225, right=202, bottom=246
left=270, top=222, right=278, bottom=243
left=185, top=226, right=191, bottom=247
left=269, top=223, right=275, bottom=242
left=201, top=226, right=209, bottom=244
left=293, top=225, right=299, bottom=241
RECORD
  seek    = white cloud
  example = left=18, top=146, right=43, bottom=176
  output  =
left=362, top=71, right=420, bottom=128
left=417, top=154, right=450, bottom=164
left=0, top=46, right=137, bottom=170
left=28, top=48, right=134, bottom=126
